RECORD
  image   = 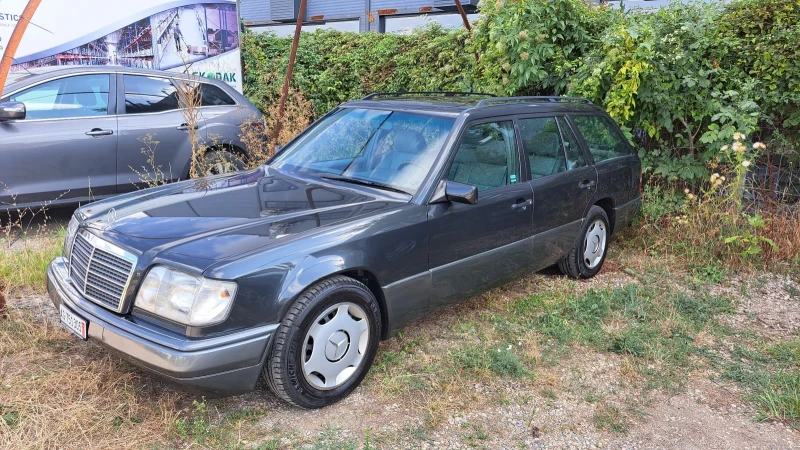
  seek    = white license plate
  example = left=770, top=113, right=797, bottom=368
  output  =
left=60, top=304, right=87, bottom=340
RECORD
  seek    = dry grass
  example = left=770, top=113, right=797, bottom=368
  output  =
left=0, top=307, right=187, bottom=449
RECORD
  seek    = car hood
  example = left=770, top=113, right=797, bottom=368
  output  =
left=78, top=166, right=406, bottom=260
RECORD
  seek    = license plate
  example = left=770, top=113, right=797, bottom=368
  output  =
left=60, top=304, right=87, bottom=340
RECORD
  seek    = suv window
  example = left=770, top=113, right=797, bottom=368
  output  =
left=519, top=117, right=566, bottom=179
left=124, top=75, right=179, bottom=114
left=448, top=121, right=520, bottom=192
left=200, top=84, right=235, bottom=106
left=557, top=117, right=586, bottom=169
left=571, top=115, right=630, bottom=163
left=8, top=74, right=110, bottom=120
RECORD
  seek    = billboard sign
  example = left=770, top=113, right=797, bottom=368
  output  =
left=0, top=0, right=243, bottom=91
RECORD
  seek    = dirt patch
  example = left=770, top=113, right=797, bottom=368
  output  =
left=717, top=274, right=800, bottom=338
left=607, top=377, right=799, bottom=450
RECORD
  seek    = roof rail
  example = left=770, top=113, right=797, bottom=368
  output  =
left=475, top=96, right=593, bottom=107
left=362, top=91, right=496, bottom=100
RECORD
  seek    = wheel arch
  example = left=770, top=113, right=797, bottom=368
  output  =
left=591, top=197, right=615, bottom=233
left=273, top=259, right=390, bottom=341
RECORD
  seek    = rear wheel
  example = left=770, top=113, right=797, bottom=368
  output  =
left=558, top=205, right=610, bottom=279
left=264, top=276, right=381, bottom=409
left=204, top=149, right=246, bottom=175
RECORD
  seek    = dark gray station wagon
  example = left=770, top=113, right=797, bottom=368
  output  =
left=47, top=93, right=641, bottom=408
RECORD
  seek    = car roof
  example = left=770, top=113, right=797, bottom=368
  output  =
left=3, top=66, right=229, bottom=94
left=341, top=95, right=606, bottom=119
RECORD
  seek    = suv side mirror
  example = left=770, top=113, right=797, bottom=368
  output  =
left=430, top=180, right=478, bottom=205
left=0, top=102, right=25, bottom=122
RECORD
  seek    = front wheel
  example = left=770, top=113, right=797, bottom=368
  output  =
left=558, top=205, right=610, bottom=279
left=264, top=276, right=382, bottom=409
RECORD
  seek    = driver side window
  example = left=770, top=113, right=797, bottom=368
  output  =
left=8, top=74, right=110, bottom=120
left=448, top=121, right=519, bottom=192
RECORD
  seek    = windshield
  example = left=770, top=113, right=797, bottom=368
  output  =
left=271, top=108, right=455, bottom=195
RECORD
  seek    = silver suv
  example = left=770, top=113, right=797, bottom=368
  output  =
left=0, top=67, right=262, bottom=211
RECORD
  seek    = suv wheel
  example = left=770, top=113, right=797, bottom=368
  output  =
left=264, top=276, right=381, bottom=408
left=558, top=205, right=609, bottom=279
left=204, top=150, right=246, bottom=175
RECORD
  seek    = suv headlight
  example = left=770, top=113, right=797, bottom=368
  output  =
left=63, top=215, right=80, bottom=260
left=134, top=266, right=237, bottom=326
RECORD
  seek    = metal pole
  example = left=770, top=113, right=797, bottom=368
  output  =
left=0, top=0, right=43, bottom=96
left=272, top=0, right=308, bottom=143
left=454, top=0, right=479, bottom=64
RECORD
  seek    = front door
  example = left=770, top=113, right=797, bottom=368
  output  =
left=518, top=116, right=597, bottom=269
left=428, top=119, right=534, bottom=307
left=0, top=73, right=117, bottom=207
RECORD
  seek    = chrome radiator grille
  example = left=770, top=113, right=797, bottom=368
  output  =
left=69, top=231, right=137, bottom=312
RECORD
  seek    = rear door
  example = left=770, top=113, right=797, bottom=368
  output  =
left=115, top=74, right=205, bottom=192
left=518, top=115, right=597, bottom=269
left=428, top=118, right=534, bottom=306
left=569, top=114, right=640, bottom=230
left=0, top=73, right=117, bottom=207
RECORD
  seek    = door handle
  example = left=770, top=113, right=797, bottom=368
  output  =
left=176, top=123, right=198, bottom=130
left=85, top=128, right=113, bottom=137
left=579, top=180, right=596, bottom=189
left=511, top=199, right=533, bottom=211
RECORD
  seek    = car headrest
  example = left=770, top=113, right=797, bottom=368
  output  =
left=392, top=130, right=426, bottom=154
left=474, top=141, right=507, bottom=166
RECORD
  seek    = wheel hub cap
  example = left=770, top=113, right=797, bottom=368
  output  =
left=325, top=330, right=350, bottom=361
left=302, top=303, right=369, bottom=390
left=583, top=220, right=607, bottom=269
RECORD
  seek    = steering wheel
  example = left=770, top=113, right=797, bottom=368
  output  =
left=397, top=160, right=426, bottom=172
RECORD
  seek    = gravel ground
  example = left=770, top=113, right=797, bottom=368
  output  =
left=6, top=258, right=800, bottom=449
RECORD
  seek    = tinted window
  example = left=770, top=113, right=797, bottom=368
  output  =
left=448, top=121, right=520, bottom=192
left=571, top=115, right=630, bottom=162
left=124, top=75, right=179, bottom=114
left=519, top=117, right=566, bottom=179
left=200, top=84, right=235, bottom=106
left=557, top=117, right=587, bottom=169
left=8, top=74, right=110, bottom=120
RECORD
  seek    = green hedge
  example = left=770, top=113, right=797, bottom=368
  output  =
left=241, top=0, right=800, bottom=184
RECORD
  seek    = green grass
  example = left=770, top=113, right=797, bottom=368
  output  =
left=0, top=232, right=64, bottom=294
left=452, top=344, right=531, bottom=378
left=593, top=404, right=630, bottom=433
left=718, top=338, right=800, bottom=428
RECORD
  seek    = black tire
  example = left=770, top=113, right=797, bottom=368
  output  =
left=558, top=205, right=610, bottom=279
left=204, top=149, right=246, bottom=175
left=264, top=276, right=382, bottom=409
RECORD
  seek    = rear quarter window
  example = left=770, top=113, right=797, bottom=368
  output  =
left=571, top=115, right=630, bottom=163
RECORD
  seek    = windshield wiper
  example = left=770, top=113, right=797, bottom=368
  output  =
left=321, top=175, right=412, bottom=195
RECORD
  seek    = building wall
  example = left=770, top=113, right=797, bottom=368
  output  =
left=239, top=0, right=479, bottom=32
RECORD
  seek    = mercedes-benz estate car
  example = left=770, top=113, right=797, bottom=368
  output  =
left=47, top=93, right=641, bottom=408
left=0, top=66, right=261, bottom=211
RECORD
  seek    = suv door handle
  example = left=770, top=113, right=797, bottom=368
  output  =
left=177, top=123, right=198, bottom=130
left=511, top=199, right=533, bottom=211
left=85, top=128, right=113, bottom=137
left=579, top=180, right=596, bottom=189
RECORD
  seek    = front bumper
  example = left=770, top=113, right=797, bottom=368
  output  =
left=47, top=257, right=277, bottom=393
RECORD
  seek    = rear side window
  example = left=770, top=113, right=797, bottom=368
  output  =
left=8, top=74, right=110, bottom=120
left=200, top=84, right=235, bottom=106
left=124, top=75, right=179, bottom=114
left=519, top=117, right=566, bottom=179
left=571, top=115, right=630, bottom=163
left=448, top=121, right=520, bottom=192
left=557, top=117, right=587, bottom=169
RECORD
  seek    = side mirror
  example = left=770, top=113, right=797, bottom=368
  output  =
left=430, top=180, right=478, bottom=205
left=0, top=102, right=25, bottom=122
